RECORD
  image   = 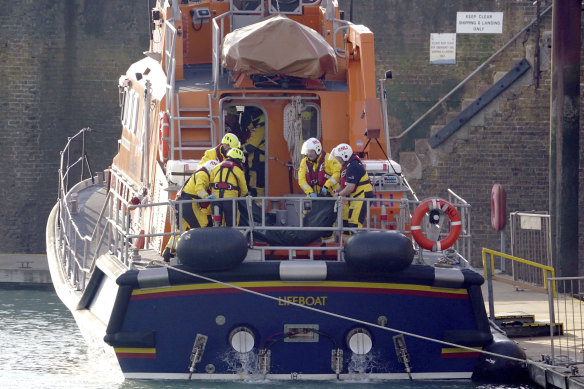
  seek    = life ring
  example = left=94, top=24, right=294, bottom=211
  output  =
left=158, top=112, right=170, bottom=162
left=410, top=198, right=461, bottom=252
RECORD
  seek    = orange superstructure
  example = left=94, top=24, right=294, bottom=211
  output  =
left=110, top=0, right=411, bottom=254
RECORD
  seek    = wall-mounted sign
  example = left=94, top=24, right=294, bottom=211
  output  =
left=456, top=12, right=503, bottom=34
left=430, top=33, right=456, bottom=64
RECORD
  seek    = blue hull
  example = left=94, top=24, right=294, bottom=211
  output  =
left=95, top=261, right=498, bottom=380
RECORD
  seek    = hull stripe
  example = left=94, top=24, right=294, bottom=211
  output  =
left=115, top=347, right=156, bottom=359
left=441, top=347, right=482, bottom=359
left=130, top=281, right=469, bottom=301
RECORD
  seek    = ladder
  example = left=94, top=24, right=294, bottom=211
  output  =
left=169, top=93, right=216, bottom=160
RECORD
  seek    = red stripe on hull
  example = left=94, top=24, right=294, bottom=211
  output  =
left=116, top=353, right=157, bottom=359
left=131, top=285, right=468, bottom=301
left=441, top=352, right=481, bottom=359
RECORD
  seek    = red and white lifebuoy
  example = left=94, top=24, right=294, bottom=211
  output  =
left=159, top=112, right=170, bottom=162
left=410, top=198, right=461, bottom=252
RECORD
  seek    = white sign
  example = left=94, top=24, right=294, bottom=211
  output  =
left=456, top=12, right=503, bottom=34
left=520, top=215, right=542, bottom=230
left=430, top=33, right=456, bottom=64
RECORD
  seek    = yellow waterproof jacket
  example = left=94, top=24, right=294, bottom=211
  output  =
left=200, top=144, right=228, bottom=165
left=210, top=161, right=248, bottom=198
left=183, top=169, right=211, bottom=199
left=297, top=152, right=340, bottom=195
left=245, top=125, right=265, bottom=163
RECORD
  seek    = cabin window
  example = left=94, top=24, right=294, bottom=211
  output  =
left=269, top=0, right=301, bottom=14
left=122, top=89, right=140, bottom=134
left=231, top=0, right=263, bottom=12
left=121, top=88, right=129, bottom=127
left=300, top=103, right=320, bottom=141
left=129, top=92, right=140, bottom=134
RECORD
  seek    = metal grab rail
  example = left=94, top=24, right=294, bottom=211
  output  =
left=57, top=127, right=143, bottom=290
left=57, top=130, right=472, bottom=281
left=482, top=248, right=556, bottom=293
left=482, top=248, right=556, bottom=321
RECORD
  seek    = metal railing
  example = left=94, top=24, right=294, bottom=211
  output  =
left=56, top=130, right=472, bottom=288
left=482, top=248, right=556, bottom=321
left=482, top=248, right=556, bottom=291
left=547, top=276, right=584, bottom=366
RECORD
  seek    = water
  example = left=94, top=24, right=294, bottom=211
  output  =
left=0, top=288, right=535, bottom=389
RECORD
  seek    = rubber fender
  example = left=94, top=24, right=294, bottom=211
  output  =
left=176, top=227, right=247, bottom=272
left=343, top=231, right=414, bottom=272
left=472, top=331, right=528, bottom=383
left=491, top=184, right=507, bottom=231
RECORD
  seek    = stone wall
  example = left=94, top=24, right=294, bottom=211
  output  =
left=0, top=0, right=148, bottom=253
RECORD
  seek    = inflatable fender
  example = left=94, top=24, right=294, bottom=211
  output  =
left=491, top=184, right=507, bottom=231
left=472, top=331, right=528, bottom=383
left=176, top=227, right=247, bottom=272
left=344, top=231, right=414, bottom=272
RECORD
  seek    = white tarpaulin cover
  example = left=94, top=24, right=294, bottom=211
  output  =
left=221, top=14, right=337, bottom=79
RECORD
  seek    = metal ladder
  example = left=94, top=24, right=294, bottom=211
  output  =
left=170, top=93, right=216, bottom=160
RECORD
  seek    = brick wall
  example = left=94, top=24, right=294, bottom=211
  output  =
left=0, top=1, right=148, bottom=253
left=340, top=0, right=582, bottom=269
left=1, top=1, right=581, bottom=271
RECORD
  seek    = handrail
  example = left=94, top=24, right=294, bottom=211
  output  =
left=212, top=12, right=230, bottom=97
left=332, top=18, right=349, bottom=58
left=482, top=248, right=556, bottom=296
left=57, top=129, right=472, bottom=286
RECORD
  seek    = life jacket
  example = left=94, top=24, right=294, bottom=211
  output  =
left=305, top=152, right=331, bottom=189
left=211, top=160, right=242, bottom=197
left=340, top=155, right=372, bottom=198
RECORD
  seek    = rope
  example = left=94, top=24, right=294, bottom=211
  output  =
left=283, top=96, right=304, bottom=176
left=154, top=260, right=541, bottom=366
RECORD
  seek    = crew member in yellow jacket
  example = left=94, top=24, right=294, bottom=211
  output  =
left=210, top=148, right=248, bottom=227
left=331, top=143, right=374, bottom=232
left=200, top=133, right=240, bottom=165
left=298, top=137, right=340, bottom=197
left=163, top=160, right=218, bottom=262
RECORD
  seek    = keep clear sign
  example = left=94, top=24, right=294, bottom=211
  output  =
left=456, top=12, right=503, bottom=34
left=430, top=33, right=456, bottom=64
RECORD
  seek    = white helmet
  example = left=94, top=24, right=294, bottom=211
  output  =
left=331, top=143, right=353, bottom=162
left=301, top=137, right=322, bottom=155
left=202, top=160, right=219, bottom=173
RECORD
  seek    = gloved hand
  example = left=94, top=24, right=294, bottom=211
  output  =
left=206, top=194, right=216, bottom=199
left=162, top=247, right=175, bottom=263
left=309, top=192, right=317, bottom=198
left=321, top=187, right=328, bottom=196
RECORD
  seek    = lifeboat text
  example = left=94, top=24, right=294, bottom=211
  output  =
left=278, top=296, right=327, bottom=306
